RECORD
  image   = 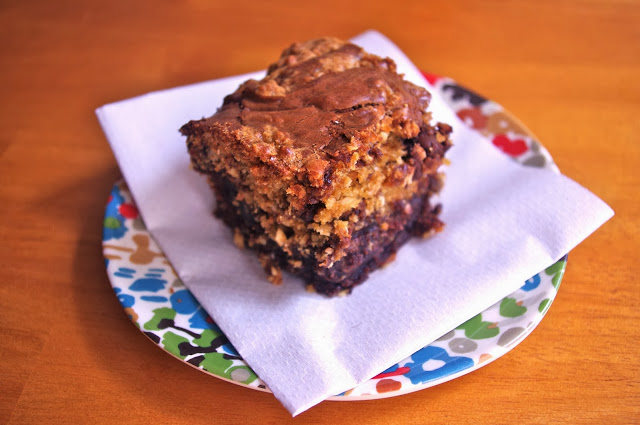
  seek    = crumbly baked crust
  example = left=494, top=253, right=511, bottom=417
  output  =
left=181, top=37, right=452, bottom=296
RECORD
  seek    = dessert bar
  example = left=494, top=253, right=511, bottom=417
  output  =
left=181, top=37, right=452, bottom=295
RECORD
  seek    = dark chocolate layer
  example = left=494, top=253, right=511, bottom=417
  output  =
left=211, top=172, right=443, bottom=296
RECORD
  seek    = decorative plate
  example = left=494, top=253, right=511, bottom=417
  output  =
left=102, top=73, right=567, bottom=400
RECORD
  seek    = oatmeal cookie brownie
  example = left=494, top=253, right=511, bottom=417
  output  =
left=181, top=37, right=452, bottom=296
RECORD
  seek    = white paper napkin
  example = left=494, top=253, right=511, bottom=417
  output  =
left=96, top=31, right=613, bottom=416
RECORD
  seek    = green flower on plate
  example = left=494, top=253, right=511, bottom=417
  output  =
left=545, top=259, right=566, bottom=289
left=144, top=307, right=176, bottom=331
left=499, top=297, right=527, bottom=318
left=457, top=314, right=499, bottom=340
left=162, top=331, right=189, bottom=359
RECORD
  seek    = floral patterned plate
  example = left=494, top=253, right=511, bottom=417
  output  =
left=103, top=73, right=567, bottom=400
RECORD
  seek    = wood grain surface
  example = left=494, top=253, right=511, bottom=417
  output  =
left=1, top=0, right=638, bottom=423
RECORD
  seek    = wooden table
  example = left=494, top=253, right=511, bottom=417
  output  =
left=2, top=1, right=638, bottom=423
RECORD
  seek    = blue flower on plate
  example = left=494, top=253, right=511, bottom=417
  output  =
left=404, top=346, right=474, bottom=385
left=189, top=307, right=211, bottom=329
left=221, top=342, right=240, bottom=357
left=521, top=274, right=541, bottom=291
left=141, top=295, right=169, bottom=302
left=129, top=277, right=167, bottom=292
left=113, top=287, right=135, bottom=308
left=103, top=185, right=127, bottom=241
left=170, top=289, right=199, bottom=314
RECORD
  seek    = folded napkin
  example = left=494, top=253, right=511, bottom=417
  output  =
left=96, top=30, right=613, bottom=415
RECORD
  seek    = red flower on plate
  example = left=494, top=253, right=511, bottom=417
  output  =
left=492, top=134, right=528, bottom=156
left=119, top=202, right=139, bottom=219
left=421, top=71, right=441, bottom=86
left=373, top=366, right=410, bottom=379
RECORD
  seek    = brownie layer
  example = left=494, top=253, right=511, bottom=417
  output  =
left=211, top=171, right=444, bottom=296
